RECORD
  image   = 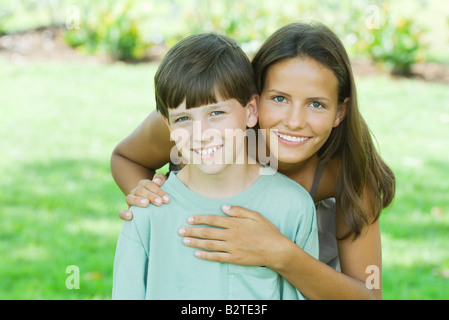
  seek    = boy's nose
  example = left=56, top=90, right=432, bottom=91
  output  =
left=191, top=120, right=222, bottom=146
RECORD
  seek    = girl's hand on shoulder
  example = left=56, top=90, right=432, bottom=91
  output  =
left=178, top=205, right=290, bottom=268
left=119, top=172, right=169, bottom=221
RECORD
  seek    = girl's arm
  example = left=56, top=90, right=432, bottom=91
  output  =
left=111, top=110, right=173, bottom=215
left=274, top=208, right=382, bottom=300
left=179, top=189, right=382, bottom=300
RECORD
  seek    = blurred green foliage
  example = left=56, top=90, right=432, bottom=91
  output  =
left=1, top=0, right=447, bottom=69
left=64, top=0, right=149, bottom=61
left=360, top=5, right=424, bottom=75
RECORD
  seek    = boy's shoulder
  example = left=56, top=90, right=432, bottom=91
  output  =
left=265, top=169, right=313, bottom=203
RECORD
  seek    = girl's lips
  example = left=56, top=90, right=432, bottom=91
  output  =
left=275, top=131, right=311, bottom=145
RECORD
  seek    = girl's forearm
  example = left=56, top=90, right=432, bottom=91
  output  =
left=110, top=152, right=155, bottom=195
left=272, top=240, right=380, bottom=300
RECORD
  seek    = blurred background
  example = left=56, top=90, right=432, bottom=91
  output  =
left=0, top=0, right=448, bottom=299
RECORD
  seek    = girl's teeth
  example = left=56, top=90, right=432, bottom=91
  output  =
left=277, top=132, right=309, bottom=142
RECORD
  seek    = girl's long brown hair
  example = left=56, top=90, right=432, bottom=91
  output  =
left=252, top=22, right=396, bottom=239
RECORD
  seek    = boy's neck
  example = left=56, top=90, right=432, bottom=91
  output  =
left=176, top=162, right=263, bottom=198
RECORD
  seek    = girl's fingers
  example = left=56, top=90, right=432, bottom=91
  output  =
left=181, top=237, right=232, bottom=263
left=119, top=210, right=133, bottom=221
left=184, top=205, right=262, bottom=230
left=125, top=194, right=150, bottom=207
left=186, top=214, right=234, bottom=228
left=178, top=226, right=227, bottom=241
left=193, top=250, right=232, bottom=263
left=139, top=179, right=170, bottom=202
left=182, top=237, right=227, bottom=252
left=128, top=179, right=170, bottom=207
left=222, top=205, right=261, bottom=219
left=152, top=172, right=167, bottom=186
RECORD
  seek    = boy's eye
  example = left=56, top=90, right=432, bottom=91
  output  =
left=174, top=116, right=190, bottom=123
left=210, top=111, right=224, bottom=116
left=273, top=96, right=287, bottom=103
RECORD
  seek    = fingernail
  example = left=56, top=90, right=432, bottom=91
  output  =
left=223, top=205, right=231, bottom=211
left=140, top=199, right=148, bottom=205
left=153, top=178, right=162, bottom=184
left=178, top=228, right=185, bottom=235
left=125, top=212, right=132, bottom=219
left=195, top=251, right=202, bottom=257
left=155, top=198, right=162, bottom=204
left=162, top=195, right=169, bottom=202
left=187, top=217, right=194, bottom=224
left=183, top=238, right=190, bottom=245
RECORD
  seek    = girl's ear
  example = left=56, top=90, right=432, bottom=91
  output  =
left=245, top=94, right=259, bottom=128
left=333, top=97, right=349, bottom=127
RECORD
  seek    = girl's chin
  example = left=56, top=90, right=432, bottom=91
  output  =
left=275, top=148, right=312, bottom=166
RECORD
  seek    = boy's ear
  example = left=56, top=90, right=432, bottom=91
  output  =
left=333, top=97, right=349, bottom=128
left=245, top=94, right=259, bottom=128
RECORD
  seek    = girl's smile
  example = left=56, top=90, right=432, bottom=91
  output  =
left=275, top=131, right=312, bottom=146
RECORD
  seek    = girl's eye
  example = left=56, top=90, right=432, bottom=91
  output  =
left=273, top=96, right=287, bottom=103
left=310, top=101, right=323, bottom=109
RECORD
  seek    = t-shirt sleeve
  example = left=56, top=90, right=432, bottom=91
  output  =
left=112, top=214, right=149, bottom=300
left=294, top=196, right=319, bottom=260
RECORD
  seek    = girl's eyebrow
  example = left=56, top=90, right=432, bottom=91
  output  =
left=266, top=89, right=292, bottom=98
left=307, top=96, right=331, bottom=102
left=267, top=89, right=331, bottom=102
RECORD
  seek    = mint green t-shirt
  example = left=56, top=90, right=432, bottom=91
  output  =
left=112, top=166, right=318, bottom=300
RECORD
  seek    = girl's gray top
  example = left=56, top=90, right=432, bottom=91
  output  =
left=309, top=160, right=340, bottom=271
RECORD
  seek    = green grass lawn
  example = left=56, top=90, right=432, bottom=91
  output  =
left=1, top=59, right=448, bottom=299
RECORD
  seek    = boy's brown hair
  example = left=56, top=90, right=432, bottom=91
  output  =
left=155, top=33, right=257, bottom=119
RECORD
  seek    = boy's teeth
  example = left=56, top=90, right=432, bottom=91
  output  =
left=197, top=146, right=218, bottom=155
left=276, top=132, right=309, bottom=142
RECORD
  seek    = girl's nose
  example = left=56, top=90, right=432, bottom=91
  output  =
left=284, top=104, right=306, bottom=130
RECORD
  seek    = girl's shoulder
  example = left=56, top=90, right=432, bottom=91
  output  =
left=314, top=157, right=341, bottom=202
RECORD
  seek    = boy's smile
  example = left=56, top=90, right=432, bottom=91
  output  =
left=164, top=96, right=258, bottom=175
left=192, top=145, right=223, bottom=159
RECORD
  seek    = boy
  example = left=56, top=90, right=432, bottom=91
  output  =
left=112, top=33, right=318, bottom=300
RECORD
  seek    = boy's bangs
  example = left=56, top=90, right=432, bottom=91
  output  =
left=183, top=68, right=234, bottom=109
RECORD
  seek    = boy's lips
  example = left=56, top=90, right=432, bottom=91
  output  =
left=192, top=145, right=223, bottom=158
left=275, top=131, right=311, bottom=145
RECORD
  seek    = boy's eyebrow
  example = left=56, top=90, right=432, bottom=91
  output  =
left=204, top=101, right=232, bottom=109
left=169, top=110, right=188, bottom=117
left=169, top=102, right=232, bottom=117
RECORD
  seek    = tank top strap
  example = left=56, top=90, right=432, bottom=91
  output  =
left=309, top=159, right=326, bottom=198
